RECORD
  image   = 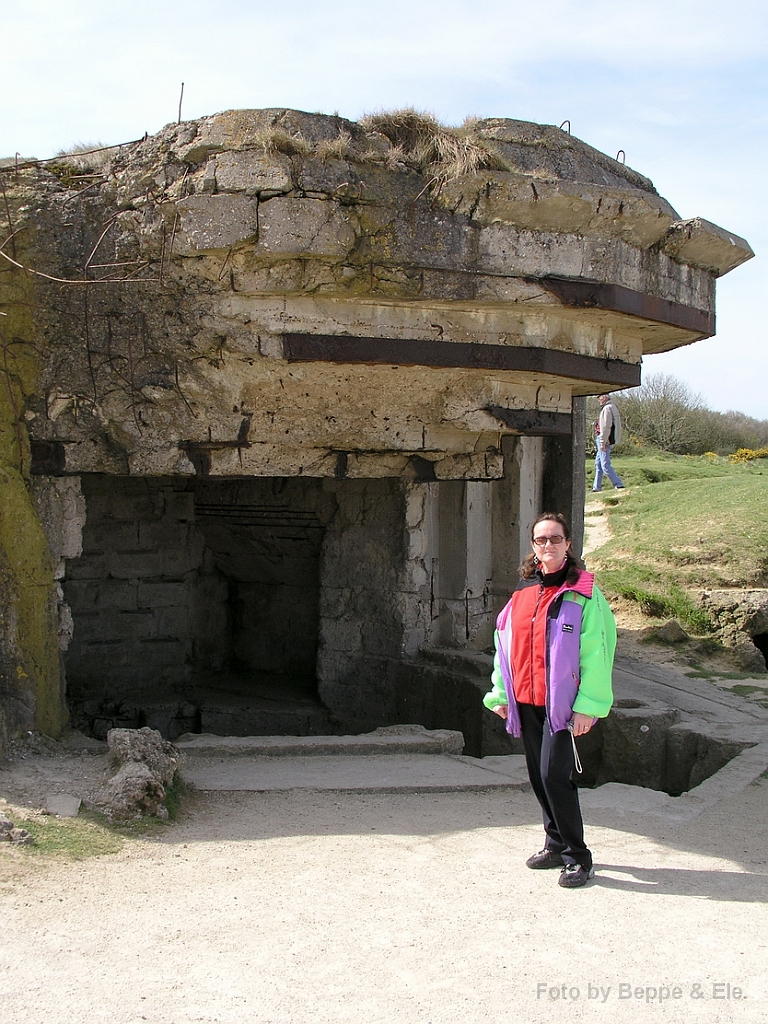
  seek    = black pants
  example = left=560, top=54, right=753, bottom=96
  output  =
left=518, top=703, right=592, bottom=870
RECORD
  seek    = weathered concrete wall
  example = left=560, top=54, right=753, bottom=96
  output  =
left=6, top=109, right=750, bottom=485
left=0, top=253, right=68, bottom=742
left=0, top=108, right=753, bottom=738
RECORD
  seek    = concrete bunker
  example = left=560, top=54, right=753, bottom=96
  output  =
left=0, top=108, right=753, bottom=762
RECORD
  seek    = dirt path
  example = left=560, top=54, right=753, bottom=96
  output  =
left=2, top=760, right=768, bottom=1023
left=2, top=785, right=768, bottom=1023
left=583, top=497, right=613, bottom=557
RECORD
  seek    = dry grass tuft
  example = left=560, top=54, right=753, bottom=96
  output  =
left=315, top=130, right=354, bottom=162
left=360, top=108, right=509, bottom=180
left=53, top=143, right=120, bottom=174
left=253, top=129, right=312, bottom=159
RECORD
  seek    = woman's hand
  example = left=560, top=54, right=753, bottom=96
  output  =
left=569, top=712, right=594, bottom=736
left=493, top=705, right=508, bottom=719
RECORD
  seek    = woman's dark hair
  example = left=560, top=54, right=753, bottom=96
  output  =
left=519, top=512, right=584, bottom=583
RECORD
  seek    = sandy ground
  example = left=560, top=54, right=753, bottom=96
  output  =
left=2, top=778, right=768, bottom=1024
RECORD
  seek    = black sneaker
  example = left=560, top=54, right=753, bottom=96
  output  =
left=558, top=863, right=595, bottom=888
left=526, top=849, right=565, bottom=870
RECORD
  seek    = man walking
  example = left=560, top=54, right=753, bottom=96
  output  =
left=592, top=393, right=624, bottom=492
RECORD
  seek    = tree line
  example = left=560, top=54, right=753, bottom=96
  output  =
left=587, top=374, right=768, bottom=456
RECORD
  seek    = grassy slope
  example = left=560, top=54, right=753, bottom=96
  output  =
left=585, top=453, right=768, bottom=632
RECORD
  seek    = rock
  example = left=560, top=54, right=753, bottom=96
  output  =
left=0, top=816, right=14, bottom=839
left=654, top=619, right=690, bottom=644
left=93, top=762, right=169, bottom=821
left=92, top=727, right=182, bottom=819
left=45, top=794, right=82, bottom=817
left=9, top=828, right=34, bottom=845
left=699, top=589, right=768, bottom=655
left=732, top=642, right=767, bottom=675
left=107, top=727, right=182, bottom=785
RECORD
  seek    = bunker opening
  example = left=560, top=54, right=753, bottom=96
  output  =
left=750, top=633, right=768, bottom=669
left=63, top=475, right=337, bottom=740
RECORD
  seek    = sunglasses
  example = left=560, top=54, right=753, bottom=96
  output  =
left=532, top=535, right=566, bottom=547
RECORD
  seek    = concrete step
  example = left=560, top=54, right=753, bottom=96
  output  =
left=175, top=724, right=464, bottom=758
left=176, top=724, right=530, bottom=794
left=180, top=752, right=530, bottom=794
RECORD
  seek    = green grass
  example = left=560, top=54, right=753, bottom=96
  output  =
left=730, top=684, right=768, bottom=707
left=11, top=812, right=124, bottom=859
left=586, top=452, right=768, bottom=631
left=8, top=776, right=189, bottom=860
left=685, top=666, right=756, bottom=680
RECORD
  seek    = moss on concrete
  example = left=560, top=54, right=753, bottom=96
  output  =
left=0, top=203, right=66, bottom=738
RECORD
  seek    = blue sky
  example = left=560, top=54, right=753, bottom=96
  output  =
left=3, top=0, right=765, bottom=417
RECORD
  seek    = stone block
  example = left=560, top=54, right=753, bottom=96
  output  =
left=137, top=638, right=193, bottom=669
left=175, top=194, right=259, bottom=254
left=137, top=581, right=190, bottom=609
left=64, top=579, right=139, bottom=613
left=155, top=606, right=192, bottom=639
left=108, top=726, right=181, bottom=785
left=105, top=550, right=164, bottom=579
left=93, top=761, right=167, bottom=820
left=214, top=150, right=292, bottom=196
left=30, top=477, right=85, bottom=562
left=660, top=218, right=754, bottom=276
left=296, top=156, right=359, bottom=196
left=162, top=542, right=204, bottom=577
left=92, top=480, right=160, bottom=522
left=478, top=224, right=585, bottom=279
left=45, top=794, right=81, bottom=817
left=81, top=521, right=139, bottom=554
left=162, top=491, right=195, bottom=522
left=257, top=197, right=357, bottom=259
left=137, top=521, right=192, bottom=551
left=404, top=488, right=426, bottom=530
left=434, top=452, right=505, bottom=480
left=448, top=174, right=677, bottom=249
left=74, top=610, right=157, bottom=642
left=319, top=618, right=363, bottom=654
left=358, top=203, right=472, bottom=271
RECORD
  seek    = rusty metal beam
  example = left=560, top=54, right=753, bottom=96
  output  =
left=538, top=276, right=715, bottom=337
left=283, top=334, right=641, bottom=388
left=485, top=407, right=572, bottom=436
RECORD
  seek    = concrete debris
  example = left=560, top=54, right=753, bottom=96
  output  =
left=653, top=619, right=690, bottom=644
left=92, top=727, right=181, bottom=819
left=9, top=828, right=34, bottom=845
left=107, top=726, right=183, bottom=785
left=699, top=589, right=768, bottom=672
left=0, top=817, right=34, bottom=845
left=94, top=762, right=170, bottom=821
left=45, top=794, right=82, bottom=817
left=175, top=724, right=464, bottom=758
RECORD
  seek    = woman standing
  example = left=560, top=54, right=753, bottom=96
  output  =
left=483, top=512, right=616, bottom=888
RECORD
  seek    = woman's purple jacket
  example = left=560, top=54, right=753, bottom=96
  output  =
left=484, top=569, right=617, bottom=737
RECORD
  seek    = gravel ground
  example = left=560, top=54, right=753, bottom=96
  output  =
left=2, top=750, right=768, bottom=1024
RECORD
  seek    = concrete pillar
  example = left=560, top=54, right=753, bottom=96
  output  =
left=542, top=397, right=586, bottom=556
left=489, top=435, right=544, bottom=619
